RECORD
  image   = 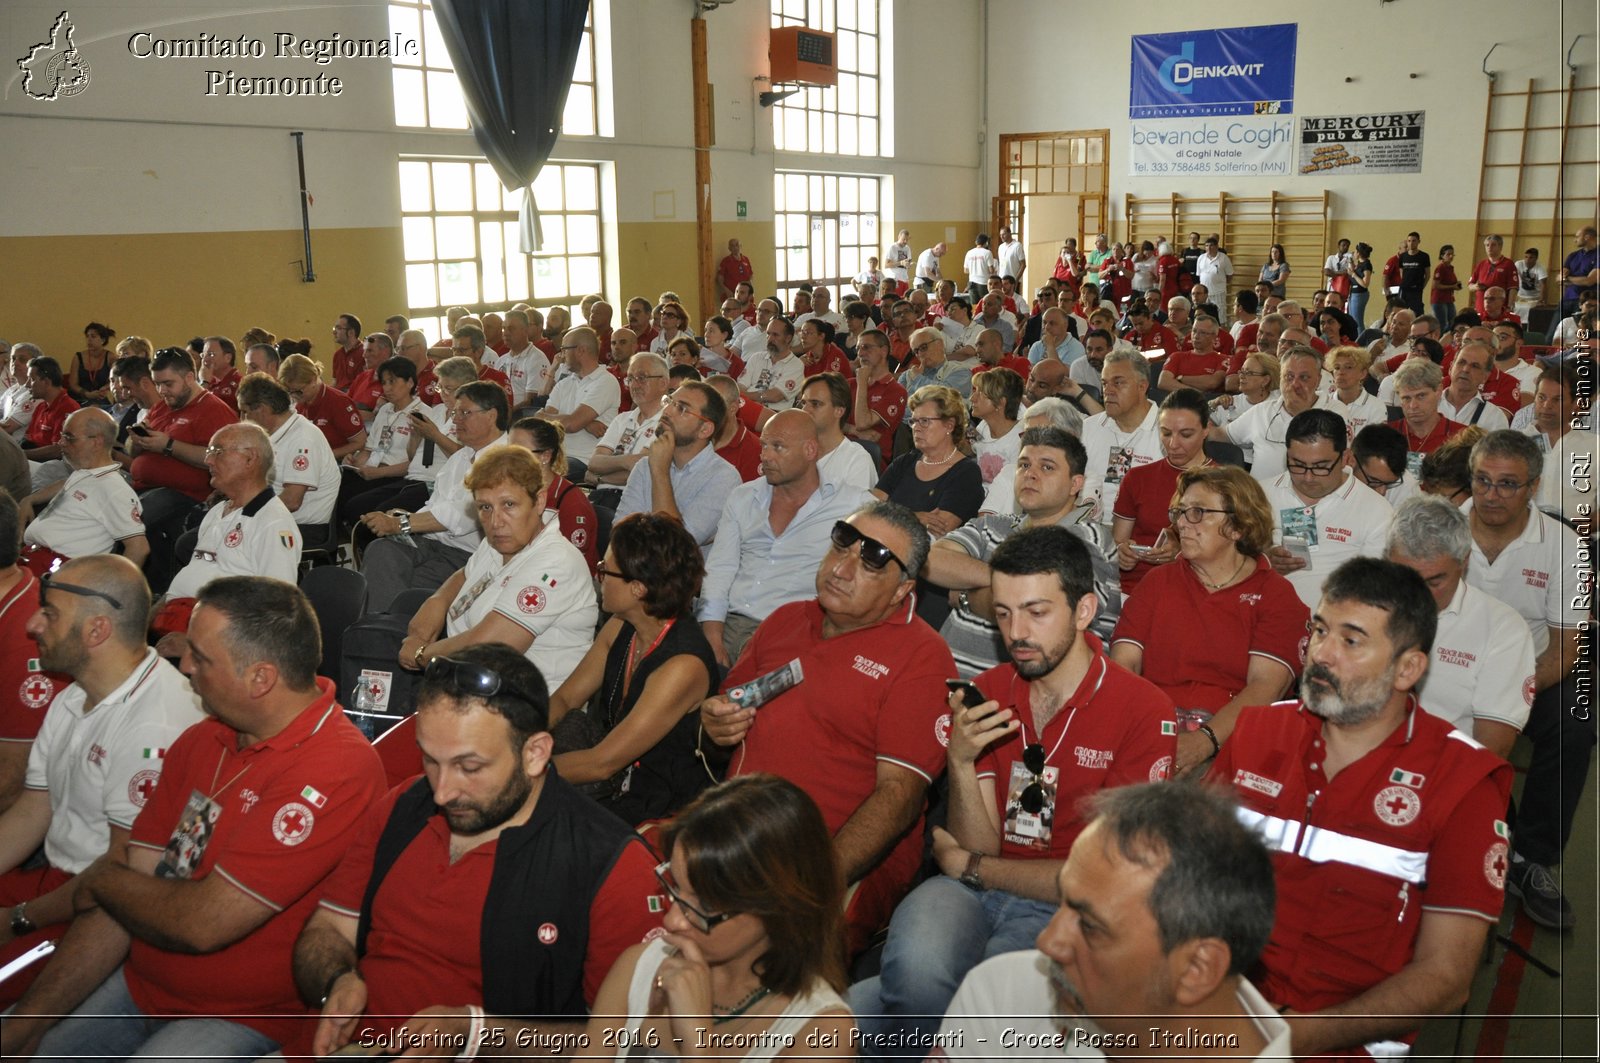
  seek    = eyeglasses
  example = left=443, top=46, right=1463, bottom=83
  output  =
left=422, top=656, right=538, bottom=710
left=204, top=444, right=253, bottom=458
left=1356, top=468, right=1402, bottom=491
left=1018, top=743, right=1049, bottom=814
left=906, top=416, right=949, bottom=429
left=667, top=397, right=712, bottom=424
left=912, top=342, right=939, bottom=355
left=1168, top=505, right=1234, bottom=524
left=1286, top=461, right=1340, bottom=477
left=653, top=861, right=733, bottom=933
left=829, top=520, right=908, bottom=574
left=40, top=572, right=124, bottom=611
left=1471, top=474, right=1532, bottom=498
left=625, top=374, right=667, bottom=384
left=560, top=344, right=583, bottom=353
left=660, top=313, right=681, bottom=322
left=594, top=565, right=632, bottom=582
left=1239, top=369, right=1273, bottom=378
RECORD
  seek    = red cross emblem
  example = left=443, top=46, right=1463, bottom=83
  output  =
left=933, top=713, right=951, bottom=748
left=128, top=769, right=161, bottom=807
left=1373, top=785, right=1421, bottom=826
left=293, top=454, right=309, bottom=471
left=225, top=526, right=243, bottom=549
left=1484, top=841, right=1509, bottom=889
left=517, top=587, right=546, bottom=614
left=20, top=675, right=54, bottom=709
left=271, top=801, right=315, bottom=846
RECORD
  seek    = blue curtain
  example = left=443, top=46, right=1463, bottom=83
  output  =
left=432, top=0, right=591, bottom=251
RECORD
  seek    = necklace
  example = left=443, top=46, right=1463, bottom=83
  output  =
left=1193, top=553, right=1250, bottom=591
left=712, top=984, right=772, bottom=1024
left=920, top=447, right=958, bottom=466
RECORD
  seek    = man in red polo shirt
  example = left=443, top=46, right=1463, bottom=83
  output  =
left=1389, top=360, right=1464, bottom=477
left=126, top=347, right=237, bottom=592
left=701, top=501, right=954, bottom=953
left=395, top=329, right=442, bottom=406
left=715, top=237, right=753, bottom=302
left=706, top=374, right=763, bottom=481
left=330, top=313, right=366, bottom=391
left=1468, top=236, right=1519, bottom=317
left=1124, top=301, right=1180, bottom=355
left=969, top=328, right=1031, bottom=380
left=200, top=336, right=242, bottom=412
left=21, top=356, right=78, bottom=461
left=0, top=578, right=385, bottom=1061
left=847, top=329, right=906, bottom=468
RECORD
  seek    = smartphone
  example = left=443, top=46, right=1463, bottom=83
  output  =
left=1282, top=535, right=1313, bottom=569
left=128, top=424, right=151, bottom=436
left=945, top=678, right=987, bottom=709
left=1132, top=529, right=1168, bottom=556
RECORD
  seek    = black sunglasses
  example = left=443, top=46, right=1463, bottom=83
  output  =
left=40, top=572, right=124, bottom=611
left=830, top=521, right=908, bottom=575
left=1018, top=742, right=1049, bottom=815
left=423, top=656, right=538, bottom=710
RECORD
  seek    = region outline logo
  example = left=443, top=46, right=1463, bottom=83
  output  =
left=18, top=10, right=92, bottom=101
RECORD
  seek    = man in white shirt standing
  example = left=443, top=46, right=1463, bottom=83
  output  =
left=535, top=327, right=619, bottom=471
left=915, top=242, right=947, bottom=292
left=1323, top=238, right=1354, bottom=299
left=1386, top=495, right=1535, bottom=759
left=962, top=234, right=997, bottom=305
left=996, top=226, right=1026, bottom=292
left=1262, top=409, right=1393, bottom=610
left=886, top=229, right=913, bottom=289
left=1513, top=247, right=1547, bottom=319
left=1195, top=236, right=1235, bottom=325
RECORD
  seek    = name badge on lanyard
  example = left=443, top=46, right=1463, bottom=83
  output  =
left=1004, top=762, right=1058, bottom=850
left=157, top=790, right=223, bottom=880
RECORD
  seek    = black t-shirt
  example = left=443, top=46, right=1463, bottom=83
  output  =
left=1397, top=250, right=1432, bottom=293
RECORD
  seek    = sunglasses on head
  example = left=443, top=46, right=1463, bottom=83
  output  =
left=1018, top=742, right=1048, bottom=814
left=40, top=571, right=124, bottom=610
left=829, top=520, right=908, bottom=575
left=423, top=656, right=538, bottom=711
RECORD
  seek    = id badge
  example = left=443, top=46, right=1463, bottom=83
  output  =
left=156, top=789, right=223, bottom=880
left=1279, top=506, right=1320, bottom=549
left=1406, top=450, right=1424, bottom=478
left=1003, top=761, right=1058, bottom=851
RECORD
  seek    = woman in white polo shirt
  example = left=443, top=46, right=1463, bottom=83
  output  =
left=399, top=446, right=596, bottom=692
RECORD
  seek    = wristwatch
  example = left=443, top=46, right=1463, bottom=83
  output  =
left=10, top=902, right=36, bottom=937
left=397, top=512, right=412, bottom=536
left=162, top=437, right=175, bottom=456
left=959, top=851, right=984, bottom=891
left=320, top=965, right=357, bottom=1007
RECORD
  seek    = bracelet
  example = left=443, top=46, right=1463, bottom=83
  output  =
left=319, top=965, right=356, bottom=1007
left=457, top=1004, right=486, bottom=1062
left=397, top=512, right=412, bottom=536
left=413, top=642, right=428, bottom=667
left=1197, top=722, right=1221, bottom=757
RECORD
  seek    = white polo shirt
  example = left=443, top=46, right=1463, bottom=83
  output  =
left=1334, top=388, right=1389, bottom=436
left=1527, top=425, right=1597, bottom=523
left=738, top=351, right=805, bottom=412
left=421, top=433, right=510, bottom=555
left=501, top=343, right=551, bottom=405
left=1081, top=401, right=1162, bottom=520
left=24, top=464, right=144, bottom=558
left=167, top=489, right=302, bottom=599
left=1225, top=394, right=1350, bottom=484
left=1464, top=501, right=1589, bottom=656
left=546, top=367, right=621, bottom=463
left=445, top=521, right=598, bottom=692
left=816, top=438, right=877, bottom=492
left=1440, top=392, right=1510, bottom=432
left=269, top=412, right=341, bottom=525
left=737, top=325, right=770, bottom=360
left=1, top=383, right=39, bottom=442
left=595, top=406, right=664, bottom=457
left=364, top=398, right=426, bottom=467
left=25, top=651, right=203, bottom=872
left=1265, top=471, right=1394, bottom=609
left=1417, top=580, right=1537, bottom=735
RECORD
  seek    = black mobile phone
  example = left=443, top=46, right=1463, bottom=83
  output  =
left=945, top=678, right=987, bottom=709
left=128, top=424, right=151, bottom=436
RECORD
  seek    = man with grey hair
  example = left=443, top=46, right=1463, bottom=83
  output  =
left=898, top=326, right=971, bottom=398
left=584, top=352, right=670, bottom=492
left=1389, top=359, right=1463, bottom=476
left=1212, top=346, right=1347, bottom=483
left=0, top=555, right=200, bottom=994
left=1438, top=339, right=1509, bottom=431
left=20, top=407, right=149, bottom=567
left=700, top=500, right=958, bottom=955
left=1366, top=307, right=1416, bottom=380
left=1081, top=348, right=1162, bottom=518
left=165, top=422, right=302, bottom=601
left=0, top=343, right=44, bottom=444
left=1385, top=495, right=1534, bottom=758
left=1463, top=430, right=1592, bottom=930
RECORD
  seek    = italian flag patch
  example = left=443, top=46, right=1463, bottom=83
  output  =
left=1389, top=768, right=1425, bottom=788
left=141, top=747, right=167, bottom=759
left=1161, top=720, right=1177, bottom=735
left=301, top=785, right=328, bottom=808
left=1494, top=819, right=1509, bottom=839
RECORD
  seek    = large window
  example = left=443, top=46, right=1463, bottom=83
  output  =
left=770, top=0, right=889, bottom=157
left=774, top=171, right=883, bottom=310
left=389, top=1, right=605, bottom=137
left=399, top=158, right=604, bottom=340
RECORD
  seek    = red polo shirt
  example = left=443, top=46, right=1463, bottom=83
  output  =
left=1470, top=258, right=1519, bottom=315
left=331, top=344, right=364, bottom=391
left=715, top=423, right=763, bottom=482
left=718, top=252, right=753, bottom=293
left=203, top=368, right=242, bottom=412
left=1127, top=323, right=1180, bottom=354
left=416, top=365, right=443, bottom=406
left=971, top=355, right=1033, bottom=379
left=133, top=389, right=237, bottom=500
left=0, top=570, right=67, bottom=742
left=24, top=391, right=78, bottom=448
left=348, top=369, right=383, bottom=411
left=847, top=374, right=907, bottom=464
left=297, top=385, right=365, bottom=449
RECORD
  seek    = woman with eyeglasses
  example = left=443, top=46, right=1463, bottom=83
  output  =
left=650, top=301, right=690, bottom=357
left=546, top=513, right=717, bottom=824
left=1113, top=389, right=1214, bottom=593
left=1110, top=466, right=1308, bottom=777
left=1208, top=351, right=1279, bottom=465
left=278, top=352, right=368, bottom=462
left=587, top=774, right=852, bottom=1056
left=399, top=446, right=597, bottom=692
left=510, top=416, right=598, bottom=574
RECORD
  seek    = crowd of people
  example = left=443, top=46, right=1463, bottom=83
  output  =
left=0, top=219, right=1592, bottom=1061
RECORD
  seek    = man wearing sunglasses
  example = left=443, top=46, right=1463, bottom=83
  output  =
left=1262, top=410, right=1394, bottom=610
left=293, top=644, right=659, bottom=1058
left=0, top=556, right=200, bottom=1005
left=3, top=577, right=385, bottom=1061
left=851, top=525, right=1174, bottom=1052
left=701, top=501, right=956, bottom=954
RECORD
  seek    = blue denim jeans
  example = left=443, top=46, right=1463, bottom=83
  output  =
left=1348, top=290, right=1369, bottom=332
left=847, top=876, right=1057, bottom=1056
left=33, top=966, right=279, bottom=1063
left=1431, top=302, right=1457, bottom=331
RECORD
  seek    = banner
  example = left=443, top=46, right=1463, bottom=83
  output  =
left=1130, top=24, right=1297, bottom=118
left=1130, top=116, right=1295, bottom=178
left=1298, top=112, right=1426, bottom=175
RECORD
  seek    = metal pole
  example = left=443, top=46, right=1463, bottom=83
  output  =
left=692, top=12, right=714, bottom=323
left=291, top=131, right=316, bottom=282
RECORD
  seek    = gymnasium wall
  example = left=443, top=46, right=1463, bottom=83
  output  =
left=983, top=0, right=1598, bottom=300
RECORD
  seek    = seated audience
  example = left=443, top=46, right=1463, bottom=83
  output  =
left=845, top=329, right=907, bottom=467
left=1111, top=466, right=1308, bottom=777
left=1081, top=348, right=1162, bottom=518
left=978, top=396, right=1085, bottom=516
left=344, top=332, right=391, bottom=417
left=614, top=380, right=740, bottom=554
left=0, top=493, right=67, bottom=814
left=509, top=417, right=599, bottom=574
left=1525, top=361, right=1593, bottom=528
left=852, top=526, right=1174, bottom=1051
left=1389, top=359, right=1465, bottom=474
left=339, top=356, right=428, bottom=523
left=279, top=353, right=367, bottom=462
left=701, top=501, right=955, bottom=954
left=1210, top=346, right=1339, bottom=483
left=0, top=344, right=42, bottom=443
left=937, top=782, right=1288, bottom=1060
left=1, top=577, right=385, bottom=1060
left=1324, top=344, right=1388, bottom=434
left=584, top=352, right=670, bottom=499
left=1210, top=558, right=1512, bottom=1058
left=588, top=775, right=852, bottom=1051
left=360, top=381, right=509, bottom=613
left=969, top=367, right=1023, bottom=485
left=0, top=556, right=200, bottom=1004
left=1417, top=425, right=1485, bottom=506
left=704, top=373, right=764, bottom=481
left=198, top=335, right=241, bottom=412
left=737, top=315, right=805, bottom=418
left=399, top=446, right=596, bottom=692
left=898, top=328, right=972, bottom=398
left=20, top=408, right=149, bottom=569
left=548, top=513, right=719, bottom=824
left=237, top=372, right=341, bottom=543
left=537, top=326, right=621, bottom=468
left=1113, top=388, right=1215, bottom=593
left=1351, top=422, right=1418, bottom=504
left=798, top=373, right=877, bottom=491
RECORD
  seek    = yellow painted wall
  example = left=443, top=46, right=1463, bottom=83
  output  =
left=3, top=227, right=405, bottom=378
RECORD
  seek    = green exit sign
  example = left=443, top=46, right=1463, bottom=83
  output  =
left=736, top=199, right=747, bottom=218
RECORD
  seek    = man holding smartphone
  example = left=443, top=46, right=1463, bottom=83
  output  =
left=848, top=525, right=1175, bottom=1054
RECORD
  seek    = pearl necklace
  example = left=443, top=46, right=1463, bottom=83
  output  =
left=919, top=447, right=958, bottom=466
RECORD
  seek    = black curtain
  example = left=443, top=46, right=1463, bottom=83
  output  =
left=432, top=0, right=591, bottom=250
